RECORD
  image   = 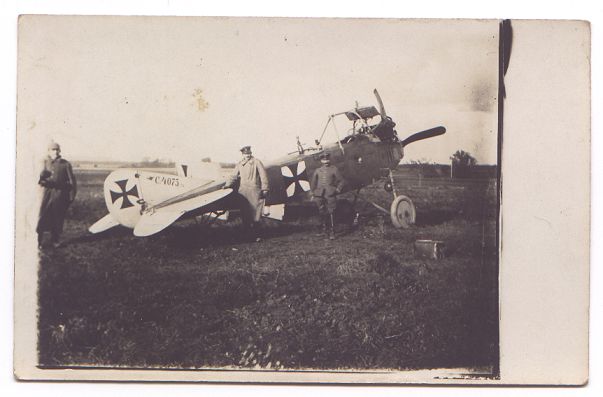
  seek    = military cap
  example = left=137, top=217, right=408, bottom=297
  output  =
left=240, top=146, right=252, bottom=154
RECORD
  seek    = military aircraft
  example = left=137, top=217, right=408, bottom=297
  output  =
left=89, top=89, right=445, bottom=237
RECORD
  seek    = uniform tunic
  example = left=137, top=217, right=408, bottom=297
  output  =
left=311, top=164, right=344, bottom=215
left=36, top=157, right=77, bottom=237
left=226, top=157, right=269, bottom=223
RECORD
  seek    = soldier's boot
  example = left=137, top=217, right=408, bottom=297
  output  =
left=241, top=222, right=252, bottom=241
left=253, top=222, right=262, bottom=242
left=316, top=215, right=328, bottom=237
left=246, top=222, right=261, bottom=242
left=328, top=214, right=335, bottom=240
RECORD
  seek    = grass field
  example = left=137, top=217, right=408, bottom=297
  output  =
left=38, top=169, right=499, bottom=374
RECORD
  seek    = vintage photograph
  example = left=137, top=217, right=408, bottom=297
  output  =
left=18, top=16, right=502, bottom=379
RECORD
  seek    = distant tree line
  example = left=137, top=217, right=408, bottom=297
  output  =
left=401, top=150, right=494, bottom=179
left=450, top=150, right=477, bottom=178
left=130, top=158, right=175, bottom=168
left=450, top=150, right=477, bottom=167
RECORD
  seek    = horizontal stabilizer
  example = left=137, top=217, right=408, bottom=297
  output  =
left=133, top=211, right=184, bottom=237
left=89, top=214, right=119, bottom=234
left=133, top=187, right=233, bottom=236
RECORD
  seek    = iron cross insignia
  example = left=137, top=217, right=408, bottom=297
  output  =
left=110, top=179, right=139, bottom=209
left=281, top=161, right=310, bottom=198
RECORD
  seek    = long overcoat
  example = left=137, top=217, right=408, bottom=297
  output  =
left=227, top=157, right=269, bottom=223
left=36, top=157, right=77, bottom=235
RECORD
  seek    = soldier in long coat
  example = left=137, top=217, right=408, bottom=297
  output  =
left=311, top=152, right=344, bottom=240
left=225, top=146, right=269, bottom=240
left=37, top=142, right=77, bottom=248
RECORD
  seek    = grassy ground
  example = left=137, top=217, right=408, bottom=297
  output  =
left=38, top=170, right=499, bottom=373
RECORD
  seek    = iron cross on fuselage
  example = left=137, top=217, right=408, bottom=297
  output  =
left=110, top=179, right=139, bottom=209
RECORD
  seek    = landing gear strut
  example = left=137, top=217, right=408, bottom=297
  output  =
left=386, top=168, right=416, bottom=228
left=355, top=169, right=416, bottom=229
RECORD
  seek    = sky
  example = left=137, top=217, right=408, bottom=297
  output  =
left=17, top=17, right=499, bottom=165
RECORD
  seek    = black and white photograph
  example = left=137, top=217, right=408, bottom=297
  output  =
left=12, top=13, right=590, bottom=385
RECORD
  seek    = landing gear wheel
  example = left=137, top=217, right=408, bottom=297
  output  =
left=390, top=195, right=416, bottom=229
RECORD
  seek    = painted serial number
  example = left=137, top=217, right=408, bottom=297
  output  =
left=152, top=176, right=181, bottom=187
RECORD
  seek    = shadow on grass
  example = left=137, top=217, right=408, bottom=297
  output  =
left=163, top=221, right=316, bottom=250
left=61, top=226, right=133, bottom=245
left=59, top=204, right=467, bottom=252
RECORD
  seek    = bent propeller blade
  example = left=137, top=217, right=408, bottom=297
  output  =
left=373, top=88, right=387, bottom=118
left=401, top=126, right=446, bottom=147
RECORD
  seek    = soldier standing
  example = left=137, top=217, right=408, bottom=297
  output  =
left=37, top=142, right=77, bottom=248
left=225, top=146, right=269, bottom=241
left=311, top=152, right=344, bottom=240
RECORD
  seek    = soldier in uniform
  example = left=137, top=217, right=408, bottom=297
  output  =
left=311, top=152, right=344, bottom=240
left=224, top=146, right=269, bottom=241
left=37, top=142, right=77, bottom=248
